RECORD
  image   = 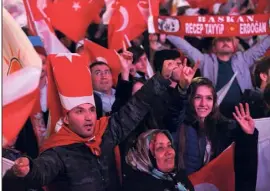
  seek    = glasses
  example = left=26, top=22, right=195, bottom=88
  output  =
left=93, top=70, right=111, bottom=76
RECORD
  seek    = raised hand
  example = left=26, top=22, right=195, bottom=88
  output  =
left=12, top=157, right=30, bottom=177
left=114, top=42, right=133, bottom=80
left=233, top=103, right=255, bottom=135
left=182, top=60, right=200, bottom=88
left=173, top=59, right=200, bottom=89
left=161, top=60, right=179, bottom=79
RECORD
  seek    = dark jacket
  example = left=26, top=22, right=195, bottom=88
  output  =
left=15, top=110, right=49, bottom=159
left=3, top=73, right=171, bottom=191
left=176, top=118, right=252, bottom=173
left=122, top=167, right=194, bottom=191
left=173, top=115, right=258, bottom=191
left=242, top=88, right=270, bottom=118
left=2, top=148, right=44, bottom=191
left=111, top=75, right=187, bottom=181
left=94, top=92, right=104, bottom=119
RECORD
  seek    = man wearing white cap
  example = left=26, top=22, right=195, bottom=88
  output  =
left=3, top=50, right=197, bottom=191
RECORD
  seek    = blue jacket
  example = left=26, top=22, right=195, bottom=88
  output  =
left=174, top=115, right=258, bottom=191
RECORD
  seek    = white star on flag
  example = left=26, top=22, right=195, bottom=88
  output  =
left=56, top=53, right=80, bottom=62
left=72, top=2, right=81, bottom=11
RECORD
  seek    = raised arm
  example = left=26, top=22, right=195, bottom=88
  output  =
left=232, top=103, right=258, bottom=191
left=108, top=72, right=171, bottom=145
left=164, top=60, right=200, bottom=133
left=242, top=35, right=270, bottom=67
left=111, top=50, right=134, bottom=114
left=111, top=74, right=133, bottom=114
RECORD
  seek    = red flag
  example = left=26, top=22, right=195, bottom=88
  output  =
left=253, top=0, right=270, bottom=13
left=187, top=0, right=227, bottom=10
left=189, top=144, right=235, bottom=191
left=102, top=0, right=116, bottom=24
left=23, top=0, right=70, bottom=54
left=3, top=8, right=42, bottom=147
left=138, top=0, right=160, bottom=21
left=84, top=40, right=121, bottom=85
left=45, top=0, right=105, bottom=42
left=108, top=0, right=147, bottom=50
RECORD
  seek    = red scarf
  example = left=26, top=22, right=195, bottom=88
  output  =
left=40, top=117, right=109, bottom=156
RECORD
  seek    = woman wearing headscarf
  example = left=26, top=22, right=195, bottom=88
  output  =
left=123, top=129, right=194, bottom=191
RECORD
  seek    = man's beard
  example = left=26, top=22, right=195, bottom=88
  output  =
left=217, top=48, right=233, bottom=55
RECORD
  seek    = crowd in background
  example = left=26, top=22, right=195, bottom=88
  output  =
left=2, top=0, right=270, bottom=191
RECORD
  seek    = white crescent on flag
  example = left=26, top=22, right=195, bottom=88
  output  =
left=116, top=6, right=129, bottom=32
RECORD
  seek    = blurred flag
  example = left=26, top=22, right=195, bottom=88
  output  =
left=23, top=0, right=70, bottom=54
left=102, top=0, right=116, bottom=24
left=108, top=0, right=146, bottom=50
left=252, top=0, right=270, bottom=13
left=44, top=0, right=105, bottom=42
left=3, top=8, right=42, bottom=147
left=189, top=144, right=235, bottom=191
left=3, top=0, right=27, bottom=27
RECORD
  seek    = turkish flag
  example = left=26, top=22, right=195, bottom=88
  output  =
left=108, top=0, right=147, bottom=50
left=137, top=0, right=160, bottom=21
left=189, top=144, right=235, bottom=191
left=84, top=40, right=121, bottom=86
left=23, top=0, right=70, bottom=54
left=3, top=8, right=42, bottom=147
left=45, top=0, right=105, bottom=42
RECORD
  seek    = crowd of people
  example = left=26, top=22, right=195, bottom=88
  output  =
left=3, top=0, right=270, bottom=191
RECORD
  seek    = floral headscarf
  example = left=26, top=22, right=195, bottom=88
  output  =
left=126, top=129, right=189, bottom=191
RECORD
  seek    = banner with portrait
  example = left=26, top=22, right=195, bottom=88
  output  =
left=148, top=14, right=270, bottom=37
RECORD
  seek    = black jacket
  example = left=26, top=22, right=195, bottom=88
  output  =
left=15, top=110, right=49, bottom=159
left=94, top=92, right=104, bottom=119
left=3, top=73, right=171, bottom=191
left=122, top=167, right=194, bottom=191
left=242, top=89, right=270, bottom=118
left=111, top=75, right=187, bottom=180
